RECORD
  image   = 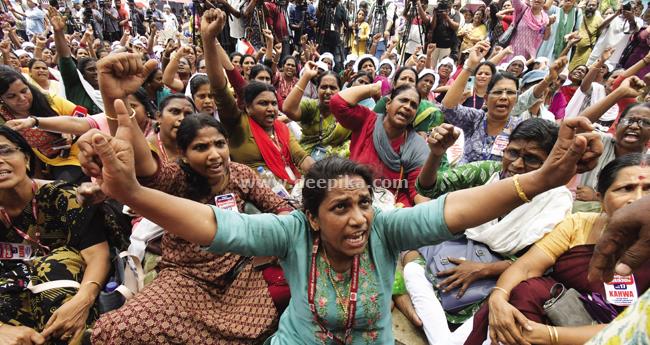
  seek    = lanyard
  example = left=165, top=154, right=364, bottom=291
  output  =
left=0, top=180, right=49, bottom=253
left=156, top=132, right=169, bottom=162
left=308, top=237, right=360, bottom=344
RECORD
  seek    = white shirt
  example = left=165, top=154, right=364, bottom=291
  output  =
left=162, top=12, right=178, bottom=31
left=229, top=0, right=246, bottom=39
left=588, top=15, right=643, bottom=65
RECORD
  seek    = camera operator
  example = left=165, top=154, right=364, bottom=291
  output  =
left=127, top=0, right=146, bottom=36
left=401, top=0, right=429, bottom=61
left=101, top=0, right=120, bottom=42
left=82, top=0, right=104, bottom=40
left=149, top=0, right=165, bottom=31
left=426, top=0, right=460, bottom=65
left=316, top=0, right=348, bottom=71
left=290, top=0, right=317, bottom=48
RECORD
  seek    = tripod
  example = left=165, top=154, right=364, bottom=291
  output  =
left=315, top=0, right=335, bottom=48
left=399, top=0, right=425, bottom=65
left=369, top=0, right=387, bottom=36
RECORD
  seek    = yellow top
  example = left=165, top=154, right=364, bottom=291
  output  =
left=535, top=212, right=599, bottom=262
left=32, top=95, right=81, bottom=167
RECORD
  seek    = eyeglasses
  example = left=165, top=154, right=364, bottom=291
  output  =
left=620, top=117, right=650, bottom=128
left=503, top=148, right=544, bottom=168
left=488, top=89, right=519, bottom=98
left=0, top=146, right=21, bottom=158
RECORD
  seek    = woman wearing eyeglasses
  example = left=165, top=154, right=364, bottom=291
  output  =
left=571, top=79, right=650, bottom=204
left=397, top=119, right=573, bottom=344
left=441, top=42, right=558, bottom=164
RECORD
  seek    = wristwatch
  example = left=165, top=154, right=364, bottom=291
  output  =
left=29, top=116, right=39, bottom=128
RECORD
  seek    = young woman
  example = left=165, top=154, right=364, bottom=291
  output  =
left=0, top=66, right=84, bottom=182
left=462, top=61, right=497, bottom=110
left=283, top=64, right=351, bottom=159
left=349, top=8, right=370, bottom=56
left=162, top=46, right=193, bottom=92
left=142, top=67, right=172, bottom=109
left=185, top=73, right=216, bottom=116
left=149, top=94, right=196, bottom=163
left=241, top=54, right=257, bottom=80
left=0, top=127, right=110, bottom=344
left=73, top=92, right=602, bottom=345
left=466, top=153, right=650, bottom=345
left=91, top=114, right=293, bottom=345
left=273, top=56, right=299, bottom=104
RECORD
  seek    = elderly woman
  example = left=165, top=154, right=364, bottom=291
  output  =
left=0, top=127, right=109, bottom=345
left=465, top=153, right=650, bottom=345
left=283, top=63, right=351, bottom=159
left=74, top=89, right=601, bottom=345
left=459, top=8, right=488, bottom=52
left=25, top=58, right=64, bottom=98
left=398, top=119, right=573, bottom=344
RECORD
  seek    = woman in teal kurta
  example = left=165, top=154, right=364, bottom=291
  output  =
left=76, top=94, right=600, bottom=344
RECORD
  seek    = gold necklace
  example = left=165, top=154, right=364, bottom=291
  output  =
left=322, top=246, right=349, bottom=315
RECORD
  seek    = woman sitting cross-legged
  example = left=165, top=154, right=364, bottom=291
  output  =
left=0, top=127, right=110, bottom=345
left=465, top=153, right=650, bottom=345
left=74, top=90, right=603, bottom=344
left=396, top=119, right=574, bottom=345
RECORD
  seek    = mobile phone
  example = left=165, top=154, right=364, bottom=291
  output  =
left=465, top=76, right=475, bottom=93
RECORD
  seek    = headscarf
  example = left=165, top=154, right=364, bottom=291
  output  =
left=436, top=57, right=457, bottom=78
left=418, top=68, right=440, bottom=91
left=319, top=52, right=335, bottom=69
left=379, top=59, right=396, bottom=80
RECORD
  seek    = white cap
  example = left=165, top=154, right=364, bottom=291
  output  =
left=319, top=52, right=335, bottom=69
left=418, top=68, right=440, bottom=91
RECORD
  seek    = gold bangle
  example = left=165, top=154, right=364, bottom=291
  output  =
left=296, top=84, right=305, bottom=92
left=546, top=325, right=554, bottom=344
left=492, top=286, right=510, bottom=297
left=84, top=281, right=103, bottom=290
left=513, top=174, right=531, bottom=203
left=551, top=326, right=559, bottom=345
left=105, top=108, right=136, bottom=121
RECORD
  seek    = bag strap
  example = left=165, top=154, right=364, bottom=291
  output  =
left=119, top=251, right=144, bottom=293
left=27, top=280, right=80, bottom=294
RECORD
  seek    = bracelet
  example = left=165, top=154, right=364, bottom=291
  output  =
left=551, top=326, right=559, bottom=345
left=85, top=281, right=103, bottom=290
left=296, top=84, right=305, bottom=92
left=513, top=174, right=531, bottom=203
left=546, top=325, right=554, bottom=344
left=29, top=116, right=39, bottom=128
left=463, top=66, right=476, bottom=75
left=492, top=286, right=510, bottom=297
left=105, top=108, right=136, bottom=121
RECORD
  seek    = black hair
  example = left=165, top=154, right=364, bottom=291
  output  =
left=250, top=64, right=273, bottom=81
left=77, top=57, right=97, bottom=75
left=346, top=71, right=373, bottom=88
left=390, top=84, right=422, bottom=104
left=393, top=66, right=419, bottom=85
left=132, top=87, right=157, bottom=119
left=241, top=54, right=256, bottom=64
left=0, top=126, right=36, bottom=176
left=509, top=118, right=559, bottom=155
left=229, top=51, right=243, bottom=62
left=597, top=153, right=650, bottom=196
left=316, top=70, right=342, bottom=88
left=243, top=81, right=276, bottom=106
left=487, top=72, right=519, bottom=94
left=189, top=74, right=210, bottom=97
left=281, top=55, right=298, bottom=68
left=0, top=66, right=58, bottom=118
left=302, top=157, right=375, bottom=216
left=475, top=61, right=497, bottom=77
left=176, top=114, right=229, bottom=201
left=27, top=58, right=47, bottom=70
left=357, top=57, right=376, bottom=71
left=159, top=94, right=196, bottom=115
left=618, top=102, right=650, bottom=121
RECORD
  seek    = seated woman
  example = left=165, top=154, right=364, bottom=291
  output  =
left=441, top=42, right=560, bottom=164
left=283, top=63, right=351, bottom=159
left=0, top=127, right=109, bottom=345
left=74, top=73, right=601, bottom=344
left=465, top=153, right=650, bottom=345
left=185, top=73, right=216, bottom=117
left=142, top=67, right=172, bottom=110
left=399, top=119, right=573, bottom=344
left=344, top=71, right=376, bottom=109
left=6, top=87, right=156, bottom=137
left=204, top=22, right=313, bottom=184
left=162, top=46, right=193, bottom=93
left=148, top=94, right=197, bottom=163
left=549, top=64, right=589, bottom=120
left=91, top=112, right=293, bottom=344
left=0, top=66, right=86, bottom=183
left=416, top=68, right=440, bottom=103
left=330, top=82, right=430, bottom=207
left=25, top=58, right=64, bottom=98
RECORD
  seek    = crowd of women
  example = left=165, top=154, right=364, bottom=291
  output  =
left=0, top=0, right=650, bottom=344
